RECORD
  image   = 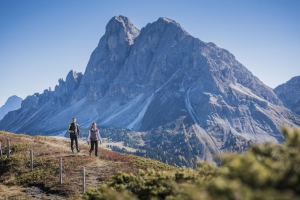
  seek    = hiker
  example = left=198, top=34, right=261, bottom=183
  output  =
left=68, top=118, right=80, bottom=153
left=87, top=122, right=102, bottom=156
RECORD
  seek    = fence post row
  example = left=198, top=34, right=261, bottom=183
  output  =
left=1, top=142, right=87, bottom=191
left=1, top=139, right=89, bottom=193
left=59, top=157, right=62, bottom=184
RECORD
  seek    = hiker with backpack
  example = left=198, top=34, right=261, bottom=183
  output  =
left=68, top=118, right=80, bottom=153
left=87, top=122, right=102, bottom=156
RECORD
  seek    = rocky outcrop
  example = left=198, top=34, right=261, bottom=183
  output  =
left=72, top=16, right=140, bottom=102
left=274, top=76, right=300, bottom=115
left=1, top=16, right=299, bottom=162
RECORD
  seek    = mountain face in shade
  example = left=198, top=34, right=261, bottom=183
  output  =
left=1, top=16, right=299, bottom=163
left=274, top=76, right=300, bottom=115
left=0, top=95, right=23, bottom=120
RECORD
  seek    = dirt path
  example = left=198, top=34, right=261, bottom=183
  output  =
left=0, top=133, right=139, bottom=199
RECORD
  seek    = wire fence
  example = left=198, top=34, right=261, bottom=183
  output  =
left=0, top=138, right=88, bottom=194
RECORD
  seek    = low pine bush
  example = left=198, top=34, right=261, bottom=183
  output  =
left=84, top=127, right=300, bottom=200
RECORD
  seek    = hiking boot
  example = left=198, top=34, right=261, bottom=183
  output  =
left=77, top=149, right=80, bottom=153
left=89, top=152, right=91, bottom=156
left=72, top=150, right=74, bottom=153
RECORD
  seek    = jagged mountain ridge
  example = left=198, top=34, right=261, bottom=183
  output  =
left=0, top=70, right=83, bottom=133
left=1, top=16, right=299, bottom=162
left=0, top=95, right=23, bottom=120
left=274, top=76, right=300, bottom=115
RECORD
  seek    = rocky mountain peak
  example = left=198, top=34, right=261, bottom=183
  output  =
left=6, top=95, right=22, bottom=104
left=0, top=95, right=23, bottom=120
left=66, top=70, right=82, bottom=83
left=156, top=17, right=187, bottom=31
left=156, top=17, right=180, bottom=27
left=105, top=15, right=140, bottom=46
left=75, top=16, right=140, bottom=101
left=287, top=76, right=300, bottom=84
left=142, top=17, right=189, bottom=38
left=65, top=70, right=83, bottom=95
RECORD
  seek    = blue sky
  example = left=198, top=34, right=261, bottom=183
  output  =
left=0, top=0, right=300, bottom=106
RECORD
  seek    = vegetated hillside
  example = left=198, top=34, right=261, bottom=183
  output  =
left=0, top=131, right=175, bottom=200
left=1, top=128, right=300, bottom=200
left=84, top=127, right=300, bottom=200
left=78, top=126, right=254, bottom=168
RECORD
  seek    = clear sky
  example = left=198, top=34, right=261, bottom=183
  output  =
left=1, top=0, right=300, bottom=106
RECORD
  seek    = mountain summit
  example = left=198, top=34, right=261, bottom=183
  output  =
left=0, top=95, right=23, bottom=120
left=1, top=16, right=299, bottom=163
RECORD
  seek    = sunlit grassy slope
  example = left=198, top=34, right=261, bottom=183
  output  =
left=0, top=131, right=175, bottom=199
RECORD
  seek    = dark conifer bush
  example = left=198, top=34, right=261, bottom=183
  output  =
left=84, top=127, right=300, bottom=200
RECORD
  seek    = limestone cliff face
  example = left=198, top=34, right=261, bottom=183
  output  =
left=1, top=16, right=299, bottom=162
left=274, top=76, right=300, bottom=115
left=72, top=16, right=140, bottom=102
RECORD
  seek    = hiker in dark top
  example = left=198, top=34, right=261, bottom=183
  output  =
left=87, top=122, right=102, bottom=156
left=68, top=118, right=80, bottom=153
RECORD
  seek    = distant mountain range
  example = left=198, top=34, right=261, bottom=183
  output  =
left=274, top=76, right=300, bottom=115
left=0, top=95, right=22, bottom=120
left=1, top=16, right=299, bottom=165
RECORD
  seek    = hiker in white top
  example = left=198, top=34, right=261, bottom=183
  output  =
left=87, top=122, right=102, bottom=156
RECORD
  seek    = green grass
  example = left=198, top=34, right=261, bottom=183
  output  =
left=11, top=142, right=31, bottom=152
left=132, top=156, right=177, bottom=172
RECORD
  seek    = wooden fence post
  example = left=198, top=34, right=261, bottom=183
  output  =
left=7, top=139, right=10, bottom=158
left=59, top=157, right=62, bottom=184
left=82, top=166, right=86, bottom=193
left=0, top=142, right=2, bottom=157
left=30, top=150, right=33, bottom=172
